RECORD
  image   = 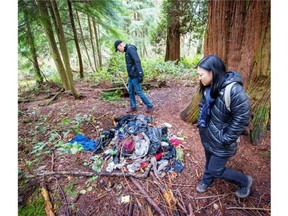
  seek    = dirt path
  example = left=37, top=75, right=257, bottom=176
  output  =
left=18, top=82, right=271, bottom=215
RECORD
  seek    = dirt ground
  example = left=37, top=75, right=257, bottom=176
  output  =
left=18, top=79, right=271, bottom=216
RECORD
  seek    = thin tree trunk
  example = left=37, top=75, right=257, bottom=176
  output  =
left=88, top=16, right=97, bottom=71
left=76, top=11, right=94, bottom=72
left=67, top=0, right=84, bottom=78
left=23, top=1, right=43, bottom=84
left=36, top=0, right=69, bottom=90
left=93, top=21, right=102, bottom=68
left=49, top=0, right=79, bottom=99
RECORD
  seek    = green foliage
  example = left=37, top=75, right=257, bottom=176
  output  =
left=55, top=140, right=84, bottom=155
left=251, top=104, right=270, bottom=143
left=31, top=141, right=49, bottom=156
left=64, top=178, right=78, bottom=199
left=101, top=90, right=123, bottom=102
left=151, top=0, right=208, bottom=53
left=91, top=155, right=104, bottom=173
left=18, top=189, right=46, bottom=216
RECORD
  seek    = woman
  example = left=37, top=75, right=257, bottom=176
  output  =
left=195, top=54, right=252, bottom=198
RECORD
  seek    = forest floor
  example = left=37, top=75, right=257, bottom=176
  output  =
left=18, top=78, right=271, bottom=216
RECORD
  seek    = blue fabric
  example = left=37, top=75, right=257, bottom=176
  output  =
left=128, top=78, right=153, bottom=109
left=198, top=87, right=215, bottom=128
left=69, top=134, right=97, bottom=151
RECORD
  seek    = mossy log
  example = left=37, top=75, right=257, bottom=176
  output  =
left=103, top=81, right=167, bottom=96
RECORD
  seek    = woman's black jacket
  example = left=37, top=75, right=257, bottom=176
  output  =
left=198, top=71, right=251, bottom=157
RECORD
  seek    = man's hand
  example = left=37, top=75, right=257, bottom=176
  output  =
left=138, top=77, right=143, bottom=83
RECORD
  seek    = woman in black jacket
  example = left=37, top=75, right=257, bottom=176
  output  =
left=195, top=54, right=252, bottom=198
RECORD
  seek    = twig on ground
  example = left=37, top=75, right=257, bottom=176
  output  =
left=196, top=194, right=229, bottom=212
left=194, top=194, right=228, bottom=200
left=26, top=164, right=152, bottom=179
left=129, top=177, right=165, bottom=216
left=54, top=177, right=70, bottom=216
left=128, top=201, right=134, bottom=216
left=50, top=152, right=55, bottom=171
left=46, top=90, right=63, bottom=105
left=226, top=206, right=270, bottom=212
left=188, top=203, right=195, bottom=216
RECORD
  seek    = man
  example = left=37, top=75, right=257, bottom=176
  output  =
left=114, top=40, right=154, bottom=113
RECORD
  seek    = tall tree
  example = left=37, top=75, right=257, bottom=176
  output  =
left=49, top=0, right=79, bottom=98
left=88, top=15, right=97, bottom=71
left=93, top=20, right=102, bottom=68
left=152, top=0, right=208, bottom=61
left=180, top=0, right=270, bottom=144
left=67, top=0, right=84, bottom=78
left=19, top=0, right=43, bottom=84
left=76, top=11, right=94, bottom=72
left=36, top=0, right=69, bottom=90
left=165, top=0, right=180, bottom=62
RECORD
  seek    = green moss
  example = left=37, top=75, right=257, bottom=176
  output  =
left=251, top=104, right=270, bottom=144
left=18, top=189, right=46, bottom=216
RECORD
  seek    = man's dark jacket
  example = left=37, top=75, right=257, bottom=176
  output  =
left=198, top=71, right=251, bottom=157
left=124, top=44, right=144, bottom=79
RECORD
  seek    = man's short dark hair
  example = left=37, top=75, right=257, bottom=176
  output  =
left=114, top=40, right=122, bottom=52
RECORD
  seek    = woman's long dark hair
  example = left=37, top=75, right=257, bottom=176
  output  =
left=197, top=54, right=226, bottom=99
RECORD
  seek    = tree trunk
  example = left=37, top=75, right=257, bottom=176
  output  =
left=164, top=0, right=180, bottom=63
left=67, top=0, right=84, bottom=79
left=36, top=0, right=69, bottom=90
left=23, top=2, right=43, bottom=84
left=180, top=0, right=270, bottom=144
left=88, top=16, right=97, bottom=71
left=93, top=20, right=102, bottom=68
left=76, top=11, right=94, bottom=72
left=49, top=0, right=79, bottom=99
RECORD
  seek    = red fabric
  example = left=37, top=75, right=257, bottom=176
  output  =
left=155, top=152, right=162, bottom=160
left=170, top=138, right=183, bottom=147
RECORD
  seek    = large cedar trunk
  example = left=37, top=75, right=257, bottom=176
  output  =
left=180, top=0, right=271, bottom=144
left=164, top=0, right=180, bottom=62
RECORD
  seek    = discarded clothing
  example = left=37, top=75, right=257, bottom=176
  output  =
left=69, top=134, right=97, bottom=151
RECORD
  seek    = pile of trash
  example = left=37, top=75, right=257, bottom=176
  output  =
left=69, top=114, right=185, bottom=177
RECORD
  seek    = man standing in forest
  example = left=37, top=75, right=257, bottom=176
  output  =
left=114, top=40, right=154, bottom=113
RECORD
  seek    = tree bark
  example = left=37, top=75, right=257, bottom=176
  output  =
left=164, top=0, right=180, bottom=63
left=180, top=0, right=270, bottom=144
left=93, top=20, right=102, bottom=68
left=36, top=0, right=69, bottom=90
left=67, top=0, right=84, bottom=79
left=88, top=16, right=97, bottom=71
left=75, top=11, right=94, bottom=72
left=49, top=0, right=79, bottom=99
left=23, top=1, right=43, bottom=84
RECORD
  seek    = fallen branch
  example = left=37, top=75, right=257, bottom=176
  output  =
left=196, top=194, right=229, bottom=212
left=188, top=203, right=195, bottom=216
left=129, top=177, right=165, bottom=216
left=26, top=164, right=152, bottom=180
left=54, top=177, right=70, bottom=216
left=226, top=206, right=270, bottom=212
left=194, top=194, right=228, bottom=200
left=46, top=90, right=63, bottom=105
left=41, top=184, right=55, bottom=216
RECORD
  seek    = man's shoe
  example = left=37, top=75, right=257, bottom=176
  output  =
left=196, top=181, right=214, bottom=193
left=235, top=175, right=253, bottom=198
left=126, top=107, right=137, bottom=113
left=145, top=107, right=154, bottom=113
